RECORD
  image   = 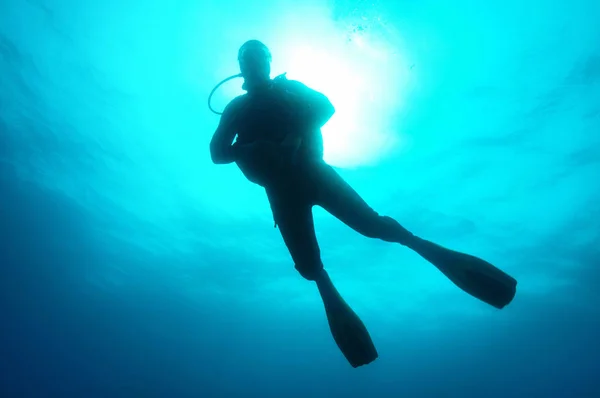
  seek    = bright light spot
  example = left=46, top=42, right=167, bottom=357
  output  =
left=269, top=7, right=409, bottom=168
left=283, top=45, right=368, bottom=164
left=211, top=4, right=411, bottom=168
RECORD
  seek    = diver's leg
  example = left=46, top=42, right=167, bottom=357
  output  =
left=311, top=165, right=518, bottom=309
left=267, top=190, right=324, bottom=281
left=267, top=187, right=379, bottom=367
left=313, top=164, right=414, bottom=245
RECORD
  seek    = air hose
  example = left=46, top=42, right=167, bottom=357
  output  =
left=207, top=73, right=243, bottom=115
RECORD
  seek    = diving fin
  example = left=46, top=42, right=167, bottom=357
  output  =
left=315, top=271, right=378, bottom=367
left=408, top=237, right=517, bottom=309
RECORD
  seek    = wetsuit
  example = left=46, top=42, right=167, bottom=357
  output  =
left=210, top=77, right=412, bottom=281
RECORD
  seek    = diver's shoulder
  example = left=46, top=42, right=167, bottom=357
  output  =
left=277, top=78, right=311, bottom=94
left=230, top=93, right=248, bottom=104
left=225, top=94, right=248, bottom=111
left=270, top=73, right=300, bottom=87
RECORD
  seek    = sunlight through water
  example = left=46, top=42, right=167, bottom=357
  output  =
left=216, top=4, right=411, bottom=168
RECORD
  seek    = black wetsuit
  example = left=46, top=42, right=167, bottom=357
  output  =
left=210, top=77, right=412, bottom=280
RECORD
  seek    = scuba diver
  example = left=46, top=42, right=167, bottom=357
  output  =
left=209, top=40, right=518, bottom=368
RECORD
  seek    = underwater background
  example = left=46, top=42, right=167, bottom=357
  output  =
left=1, top=0, right=599, bottom=397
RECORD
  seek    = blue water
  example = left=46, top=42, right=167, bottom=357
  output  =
left=1, top=0, right=599, bottom=397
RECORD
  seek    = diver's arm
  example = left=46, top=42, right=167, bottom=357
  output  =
left=286, top=80, right=335, bottom=129
left=209, top=100, right=240, bottom=164
left=280, top=130, right=303, bottom=149
left=304, top=88, right=335, bottom=129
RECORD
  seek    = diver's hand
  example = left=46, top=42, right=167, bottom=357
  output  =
left=280, top=133, right=302, bottom=166
left=233, top=141, right=286, bottom=170
left=234, top=140, right=300, bottom=167
left=231, top=142, right=254, bottom=161
left=233, top=141, right=274, bottom=160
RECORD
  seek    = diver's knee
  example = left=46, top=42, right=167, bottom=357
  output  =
left=380, top=215, right=414, bottom=244
left=358, top=214, right=387, bottom=239
left=294, top=261, right=324, bottom=281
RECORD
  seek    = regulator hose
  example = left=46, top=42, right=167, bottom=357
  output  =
left=207, top=73, right=243, bottom=115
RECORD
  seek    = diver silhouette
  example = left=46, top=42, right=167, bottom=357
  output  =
left=209, top=40, right=518, bottom=368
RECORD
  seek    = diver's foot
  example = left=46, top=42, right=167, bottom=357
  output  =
left=315, top=270, right=379, bottom=367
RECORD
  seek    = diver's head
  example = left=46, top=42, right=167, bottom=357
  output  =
left=238, top=40, right=271, bottom=89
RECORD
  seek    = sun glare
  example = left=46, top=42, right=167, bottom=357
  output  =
left=213, top=6, right=408, bottom=168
